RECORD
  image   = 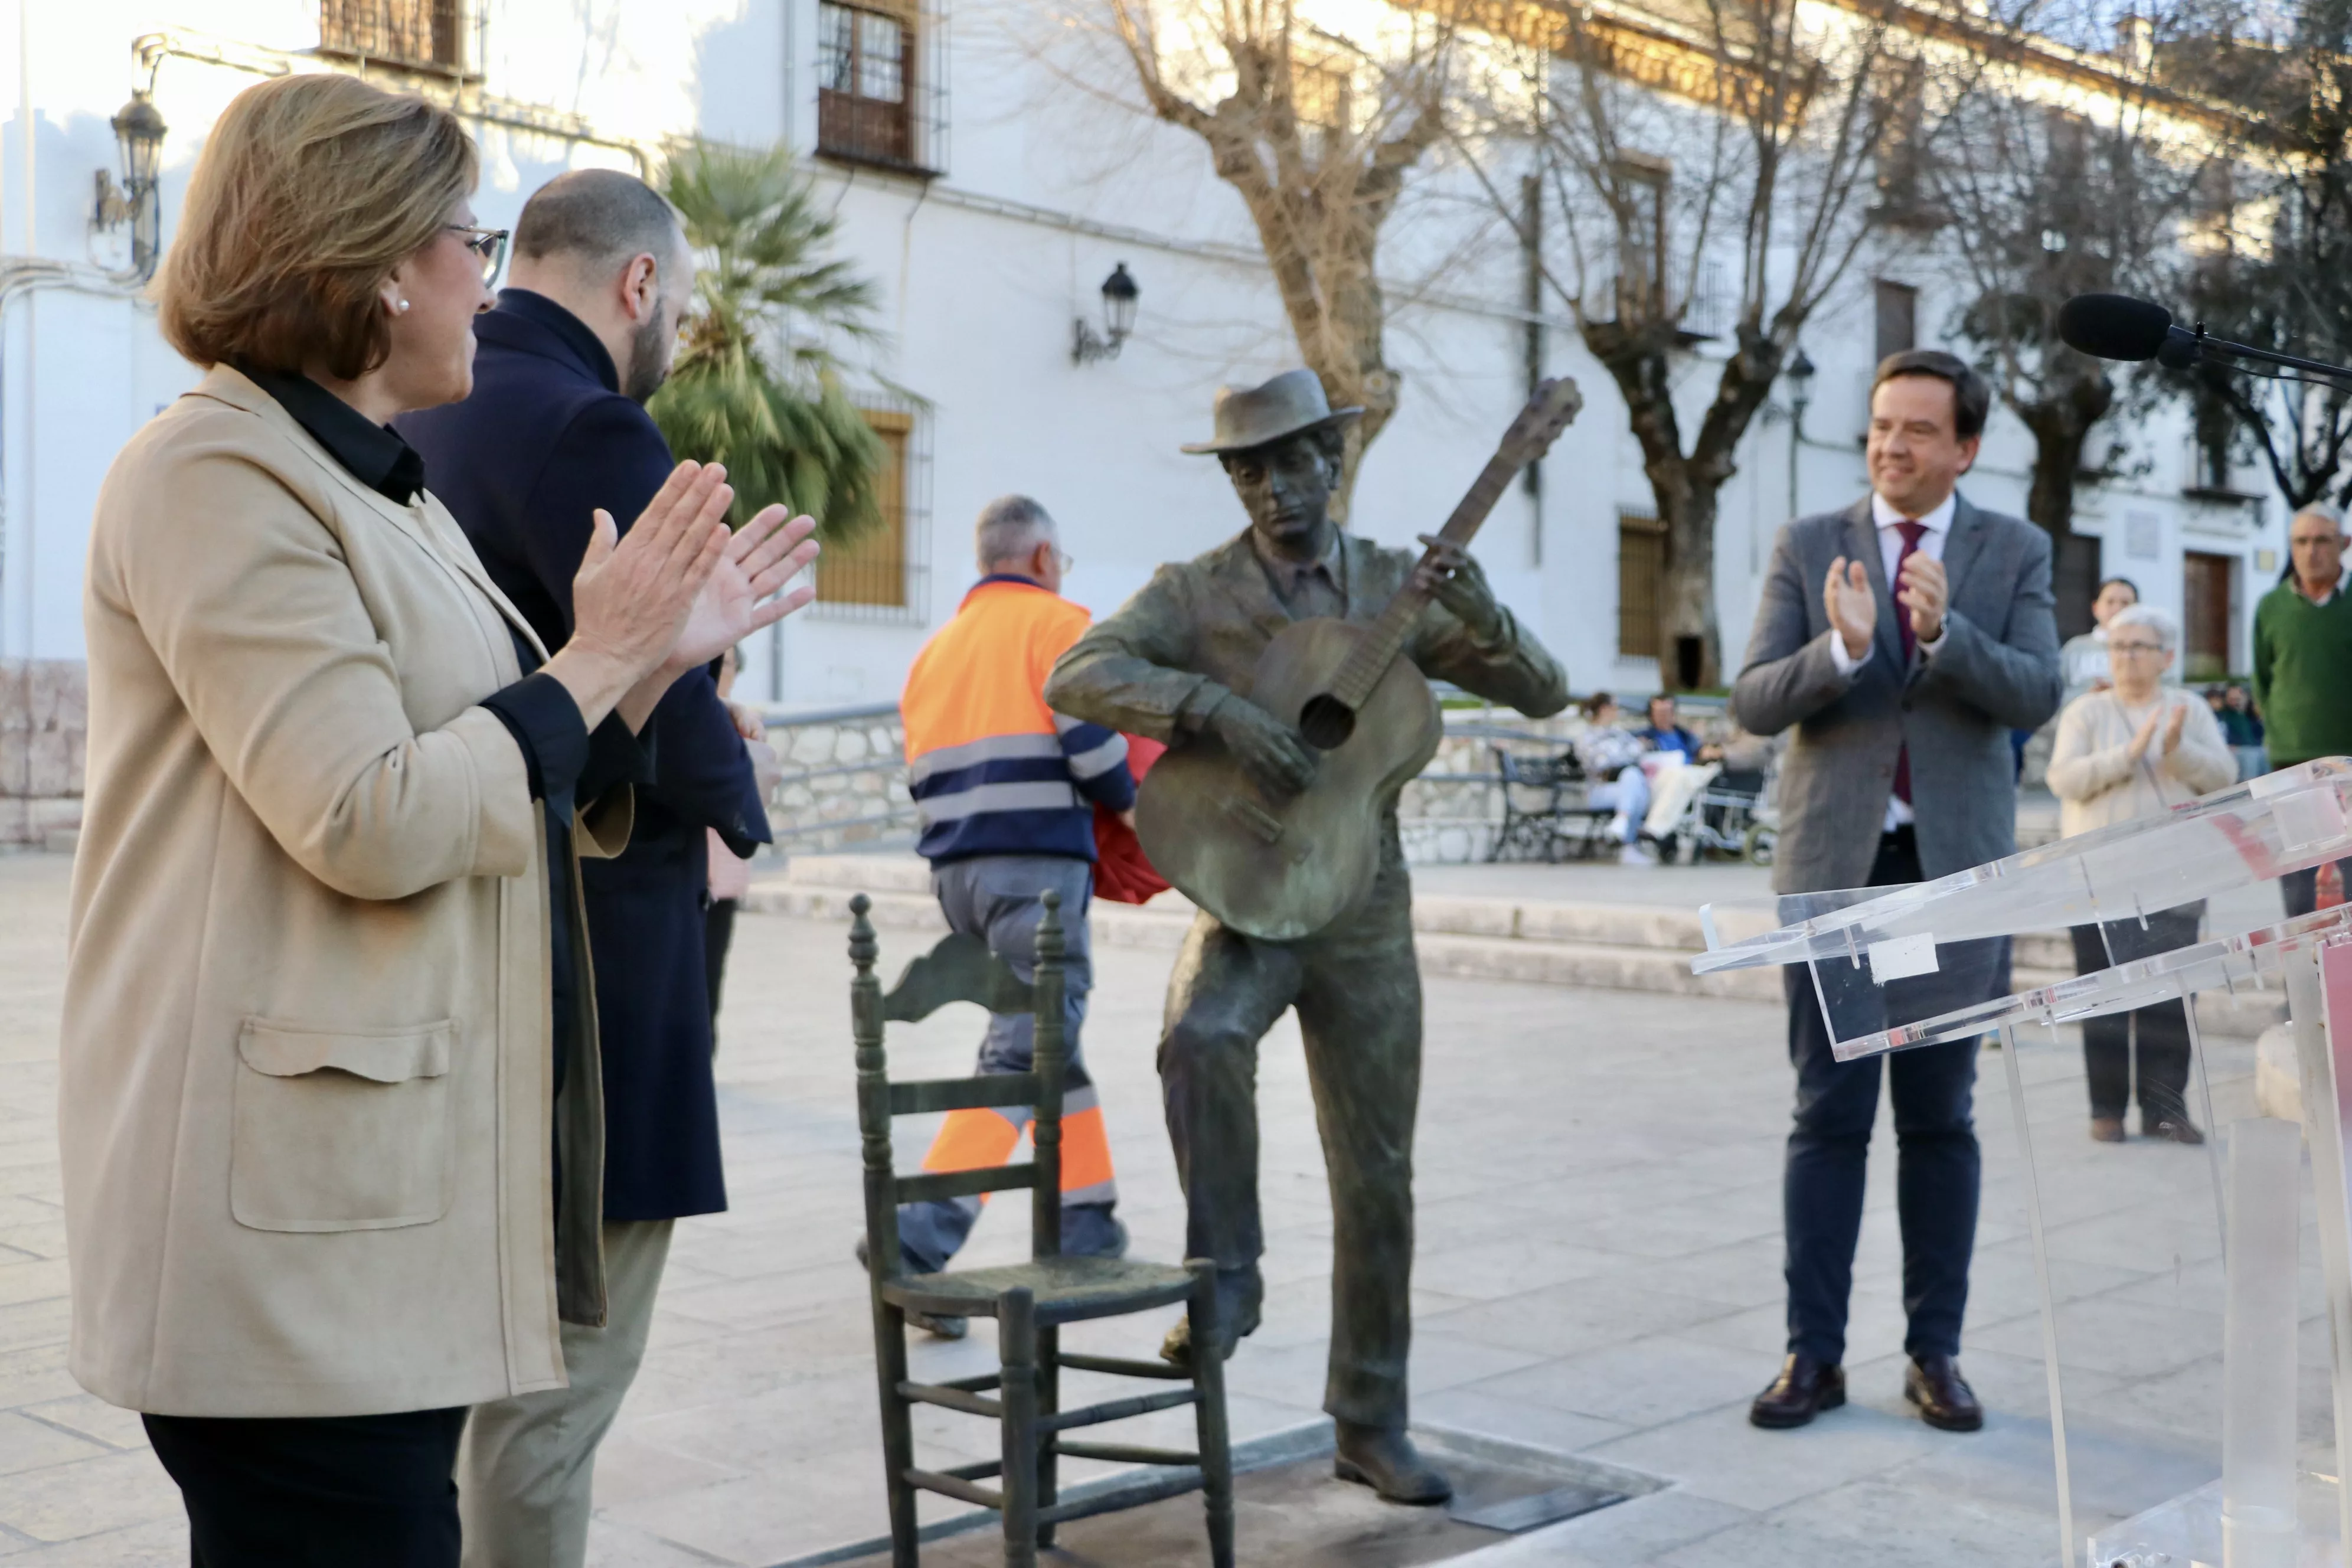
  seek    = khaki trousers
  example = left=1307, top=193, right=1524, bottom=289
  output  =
left=458, top=1219, right=674, bottom=1567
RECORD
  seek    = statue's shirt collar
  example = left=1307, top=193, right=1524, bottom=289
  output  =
left=1249, top=527, right=1343, bottom=615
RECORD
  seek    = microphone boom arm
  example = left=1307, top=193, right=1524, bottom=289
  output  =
left=2167, top=322, right=2352, bottom=387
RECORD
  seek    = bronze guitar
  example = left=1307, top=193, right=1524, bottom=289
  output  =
left=1136, top=377, right=1585, bottom=941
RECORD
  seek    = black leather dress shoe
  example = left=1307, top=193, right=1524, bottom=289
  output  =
left=1332, top=1421, right=1453, bottom=1505
left=1749, top=1353, right=1845, bottom=1429
left=1905, top=1353, right=1984, bottom=1432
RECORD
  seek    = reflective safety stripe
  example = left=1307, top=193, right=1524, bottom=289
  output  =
left=1059, top=1103, right=1117, bottom=1194
left=915, top=1092, right=1119, bottom=1201
left=922, top=1107, right=1024, bottom=1174
left=913, top=780, right=1080, bottom=825
left=908, top=732, right=1064, bottom=788
left=1063, top=733, right=1130, bottom=780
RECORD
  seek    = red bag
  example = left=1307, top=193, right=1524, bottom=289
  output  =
left=1093, top=735, right=1171, bottom=904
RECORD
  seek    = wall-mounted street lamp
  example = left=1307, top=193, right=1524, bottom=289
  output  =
left=1072, top=263, right=1139, bottom=365
left=1783, top=345, right=1815, bottom=519
left=92, top=91, right=168, bottom=281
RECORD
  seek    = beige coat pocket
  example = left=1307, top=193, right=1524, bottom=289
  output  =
left=231, top=1020, right=458, bottom=1233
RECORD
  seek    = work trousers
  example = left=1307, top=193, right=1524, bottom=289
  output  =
left=2067, top=907, right=2201, bottom=1125
left=1159, top=835, right=1420, bottom=1431
left=897, top=855, right=1122, bottom=1273
left=143, top=1406, right=466, bottom=1567
left=458, top=1219, right=674, bottom=1568
left=1783, top=826, right=1984, bottom=1367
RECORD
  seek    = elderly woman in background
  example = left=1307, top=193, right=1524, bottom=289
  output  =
left=60, top=74, right=813, bottom=1565
left=1573, top=691, right=1656, bottom=866
left=2047, top=605, right=2236, bottom=1145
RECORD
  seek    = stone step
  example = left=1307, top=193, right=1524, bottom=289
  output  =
left=772, top=857, right=2073, bottom=964
left=750, top=860, right=2282, bottom=1038
left=747, top=880, right=1789, bottom=1002
left=778, top=855, right=1739, bottom=952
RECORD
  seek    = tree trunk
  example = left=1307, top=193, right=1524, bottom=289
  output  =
left=1583, top=321, right=1783, bottom=691
left=1581, top=321, right=1718, bottom=688
left=2014, top=371, right=2112, bottom=641
left=1311, top=254, right=1397, bottom=526
left=1661, top=482, right=1724, bottom=692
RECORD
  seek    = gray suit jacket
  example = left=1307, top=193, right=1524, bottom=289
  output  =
left=1730, top=495, right=2062, bottom=894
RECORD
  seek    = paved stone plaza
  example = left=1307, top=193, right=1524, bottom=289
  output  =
left=0, top=850, right=2317, bottom=1565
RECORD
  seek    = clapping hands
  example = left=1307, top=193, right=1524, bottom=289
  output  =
left=2127, top=701, right=2188, bottom=763
left=1824, top=558, right=1875, bottom=660
left=552, top=461, right=822, bottom=731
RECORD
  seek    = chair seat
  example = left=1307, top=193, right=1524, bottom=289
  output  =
left=884, top=1254, right=1197, bottom=1325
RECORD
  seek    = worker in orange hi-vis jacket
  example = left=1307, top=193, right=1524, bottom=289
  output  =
left=860, top=495, right=1139, bottom=1339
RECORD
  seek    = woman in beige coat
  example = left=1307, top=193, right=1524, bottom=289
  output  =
left=61, top=75, right=814, bottom=1564
left=2047, top=604, right=2237, bottom=1145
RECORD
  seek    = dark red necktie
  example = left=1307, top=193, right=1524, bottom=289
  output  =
left=1892, top=520, right=1926, bottom=805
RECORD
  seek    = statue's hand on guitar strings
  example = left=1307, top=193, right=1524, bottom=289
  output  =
left=1414, top=535, right=1504, bottom=640
left=1208, top=697, right=1318, bottom=799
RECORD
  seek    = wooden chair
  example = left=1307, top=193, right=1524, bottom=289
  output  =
left=848, top=891, right=1236, bottom=1568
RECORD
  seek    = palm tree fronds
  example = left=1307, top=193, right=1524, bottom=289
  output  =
left=646, top=139, right=892, bottom=545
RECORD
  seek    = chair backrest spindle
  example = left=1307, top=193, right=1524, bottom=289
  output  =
left=849, top=896, right=908, bottom=1284
left=1030, top=891, right=1067, bottom=1260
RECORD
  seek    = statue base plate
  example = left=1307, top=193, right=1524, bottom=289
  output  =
left=802, top=1423, right=1663, bottom=1568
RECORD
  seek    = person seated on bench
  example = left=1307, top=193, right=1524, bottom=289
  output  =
left=1573, top=692, right=1655, bottom=867
left=1637, top=693, right=1725, bottom=764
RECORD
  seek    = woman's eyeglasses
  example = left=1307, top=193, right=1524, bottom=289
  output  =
left=446, top=225, right=511, bottom=285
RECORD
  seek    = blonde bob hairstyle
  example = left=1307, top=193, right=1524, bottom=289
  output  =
left=158, top=73, right=476, bottom=381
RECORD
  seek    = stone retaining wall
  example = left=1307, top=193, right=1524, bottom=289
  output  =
left=0, top=662, right=84, bottom=847
left=762, top=708, right=915, bottom=854
left=754, top=701, right=1710, bottom=866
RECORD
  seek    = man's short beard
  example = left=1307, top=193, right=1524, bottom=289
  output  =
left=622, top=307, right=671, bottom=404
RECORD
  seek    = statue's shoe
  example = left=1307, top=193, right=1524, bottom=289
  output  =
left=1333, top=1422, right=1453, bottom=1505
left=1157, top=1296, right=1262, bottom=1369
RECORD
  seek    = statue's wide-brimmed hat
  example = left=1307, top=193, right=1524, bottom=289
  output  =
left=1181, top=368, right=1363, bottom=455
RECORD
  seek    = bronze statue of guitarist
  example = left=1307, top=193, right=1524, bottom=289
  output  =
left=1043, top=370, right=1570, bottom=1505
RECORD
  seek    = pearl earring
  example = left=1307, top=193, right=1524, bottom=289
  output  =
left=396, top=299, right=410, bottom=313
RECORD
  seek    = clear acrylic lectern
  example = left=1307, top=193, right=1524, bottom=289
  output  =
left=1694, top=759, right=2352, bottom=1567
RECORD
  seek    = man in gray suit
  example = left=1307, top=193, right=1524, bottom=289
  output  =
left=1730, top=349, right=2062, bottom=1433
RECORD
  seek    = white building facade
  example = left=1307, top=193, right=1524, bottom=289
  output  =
left=0, top=0, right=2286, bottom=837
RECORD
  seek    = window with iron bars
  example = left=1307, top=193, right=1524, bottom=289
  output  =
left=318, top=0, right=471, bottom=77
left=813, top=398, right=932, bottom=625
left=816, top=0, right=948, bottom=175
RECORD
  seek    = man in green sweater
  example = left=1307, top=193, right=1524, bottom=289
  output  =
left=2254, top=501, right=2352, bottom=915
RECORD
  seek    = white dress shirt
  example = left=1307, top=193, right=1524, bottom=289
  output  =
left=2294, top=564, right=2347, bottom=607
left=1828, top=489, right=1959, bottom=829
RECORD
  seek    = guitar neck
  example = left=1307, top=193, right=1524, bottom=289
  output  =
left=1329, top=445, right=1525, bottom=708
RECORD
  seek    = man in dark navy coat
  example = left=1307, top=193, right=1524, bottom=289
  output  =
left=398, top=169, right=779, bottom=1568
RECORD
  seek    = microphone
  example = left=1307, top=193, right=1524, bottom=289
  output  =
left=2057, top=294, right=2178, bottom=362
left=2059, top=292, right=2352, bottom=384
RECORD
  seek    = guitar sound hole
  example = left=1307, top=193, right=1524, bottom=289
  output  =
left=1298, top=694, right=1356, bottom=751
